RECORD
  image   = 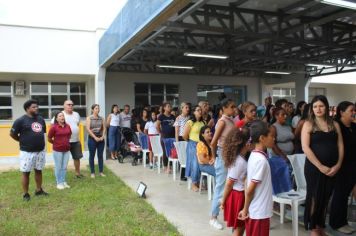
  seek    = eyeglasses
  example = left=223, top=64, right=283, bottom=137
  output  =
left=66, top=104, right=74, bottom=106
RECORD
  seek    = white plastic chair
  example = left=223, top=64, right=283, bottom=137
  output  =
left=149, top=135, right=163, bottom=173
left=272, top=154, right=306, bottom=236
left=288, top=154, right=306, bottom=194
left=163, top=138, right=179, bottom=181
left=174, top=141, right=189, bottom=185
left=136, top=132, right=150, bottom=168
left=199, top=172, right=215, bottom=200
left=167, top=157, right=179, bottom=181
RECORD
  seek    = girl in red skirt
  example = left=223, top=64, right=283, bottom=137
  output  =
left=220, top=126, right=251, bottom=236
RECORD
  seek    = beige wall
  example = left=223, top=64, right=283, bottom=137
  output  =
left=105, top=72, right=260, bottom=115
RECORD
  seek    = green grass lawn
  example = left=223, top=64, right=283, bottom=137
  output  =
left=0, top=167, right=181, bottom=236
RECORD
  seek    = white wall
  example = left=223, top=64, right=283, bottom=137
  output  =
left=0, top=72, right=95, bottom=120
left=0, top=25, right=98, bottom=74
left=264, top=81, right=356, bottom=106
left=310, top=83, right=356, bottom=106
left=105, top=72, right=260, bottom=115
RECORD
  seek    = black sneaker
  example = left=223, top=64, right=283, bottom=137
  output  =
left=23, top=193, right=31, bottom=201
left=35, top=188, right=49, bottom=196
left=75, top=174, right=84, bottom=178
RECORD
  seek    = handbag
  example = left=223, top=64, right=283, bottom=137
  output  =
left=170, top=147, right=178, bottom=159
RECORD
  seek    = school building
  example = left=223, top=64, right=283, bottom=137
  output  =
left=1, top=0, right=356, bottom=157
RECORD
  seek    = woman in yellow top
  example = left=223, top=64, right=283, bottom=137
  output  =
left=197, top=126, right=216, bottom=176
left=183, top=105, right=206, bottom=191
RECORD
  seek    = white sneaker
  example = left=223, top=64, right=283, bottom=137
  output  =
left=57, top=184, right=65, bottom=190
left=345, top=225, right=356, bottom=233
left=209, top=219, right=223, bottom=230
left=91, top=174, right=95, bottom=179
left=63, top=182, right=70, bottom=189
left=337, top=225, right=353, bottom=234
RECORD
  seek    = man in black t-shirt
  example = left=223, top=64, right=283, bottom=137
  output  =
left=10, top=99, right=49, bottom=201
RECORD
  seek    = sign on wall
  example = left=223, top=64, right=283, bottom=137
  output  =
left=14, top=80, right=26, bottom=96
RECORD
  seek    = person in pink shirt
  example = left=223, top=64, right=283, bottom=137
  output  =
left=48, top=112, right=72, bottom=190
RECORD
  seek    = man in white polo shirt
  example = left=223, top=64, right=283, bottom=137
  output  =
left=63, top=100, right=84, bottom=178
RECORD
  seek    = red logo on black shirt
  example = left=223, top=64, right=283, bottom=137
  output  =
left=31, top=122, right=42, bottom=133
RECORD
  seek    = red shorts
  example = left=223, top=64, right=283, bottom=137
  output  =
left=245, top=218, right=270, bottom=236
left=224, top=190, right=245, bottom=228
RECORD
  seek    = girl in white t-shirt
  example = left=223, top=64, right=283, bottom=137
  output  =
left=220, top=127, right=251, bottom=236
left=238, top=120, right=275, bottom=236
left=144, top=111, right=159, bottom=169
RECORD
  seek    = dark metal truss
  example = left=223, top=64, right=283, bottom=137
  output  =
left=108, top=1, right=356, bottom=77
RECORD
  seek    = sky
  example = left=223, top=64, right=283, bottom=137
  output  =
left=0, top=0, right=128, bottom=30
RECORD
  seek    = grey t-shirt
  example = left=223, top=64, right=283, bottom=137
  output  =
left=273, top=122, right=295, bottom=155
left=119, top=112, right=132, bottom=128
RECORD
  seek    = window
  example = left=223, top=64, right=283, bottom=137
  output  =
left=0, top=82, right=12, bottom=120
left=134, top=83, right=179, bottom=107
left=272, top=87, right=327, bottom=104
left=197, top=85, right=246, bottom=107
left=272, top=88, right=296, bottom=104
left=308, top=87, right=326, bottom=102
left=30, top=82, right=87, bottom=119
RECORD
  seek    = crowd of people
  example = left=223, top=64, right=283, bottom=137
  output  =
left=9, top=93, right=356, bottom=236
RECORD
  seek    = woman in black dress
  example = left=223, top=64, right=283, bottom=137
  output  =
left=301, top=95, right=344, bottom=236
left=329, top=101, right=356, bottom=234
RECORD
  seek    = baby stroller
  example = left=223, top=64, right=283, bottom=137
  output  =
left=119, top=127, right=142, bottom=166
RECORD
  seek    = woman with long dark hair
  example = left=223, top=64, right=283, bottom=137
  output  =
left=156, top=102, right=176, bottom=171
left=294, top=103, right=310, bottom=154
left=262, top=104, right=275, bottom=124
left=196, top=126, right=215, bottom=176
left=292, top=101, right=306, bottom=129
left=183, top=105, right=206, bottom=191
left=136, top=109, right=149, bottom=133
left=220, top=127, right=251, bottom=236
left=209, top=98, right=236, bottom=230
left=301, top=95, right=344, bottom=236
left=329, top=101, right=356, bottom=234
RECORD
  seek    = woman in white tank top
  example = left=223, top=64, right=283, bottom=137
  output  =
left=106, top=104, right=121, bottom=160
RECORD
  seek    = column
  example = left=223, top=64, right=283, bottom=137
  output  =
left=295, top=74, right=311, bottom=102
left=95, top=66, right=107, bottom=162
